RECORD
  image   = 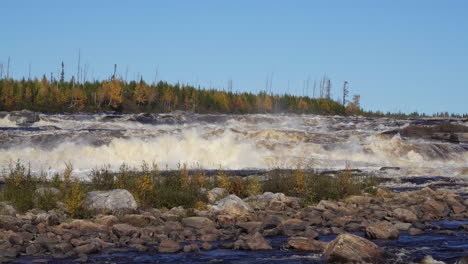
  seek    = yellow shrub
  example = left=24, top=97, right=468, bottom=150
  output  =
left=294, top=169, right=306, bottom=195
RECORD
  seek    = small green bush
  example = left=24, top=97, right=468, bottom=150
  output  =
left=1, top=161, right=37, bottom=212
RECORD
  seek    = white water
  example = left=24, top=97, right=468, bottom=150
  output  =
left=0, top=113, right=467, bottom=181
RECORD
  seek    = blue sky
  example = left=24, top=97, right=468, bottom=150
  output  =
left=1, top=0, right=467, bottom=114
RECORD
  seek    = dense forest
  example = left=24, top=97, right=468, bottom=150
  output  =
left=0, top=71, right=466, bottom=118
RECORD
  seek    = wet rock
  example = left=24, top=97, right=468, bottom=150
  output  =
left=182, top=217, right=216, bottom=229
left=421, top=199, right=447, bottom=219
left=280, top=219, right=306, bottom=236
left=455, top=256, right=468, bottom=264
left=408, top=227, right=424, bottom=236
left=262, top=215, right=282, bottom=229
left=112, top=224, right=139, bottom=238
left=158, top=240, right=181, bottom=253
left=286, top=237, right=325, bottom=252
left=201, top=242, right=213, bottom=250
left=85, top=189, right=138, bottom=212
left=365, top=221, right=399, bottom=240
left=8, top=110, right=40, bottom=126
left=236, top=232, right=272, bottom=251
left=393, top=208, right=418, bottom=221
left=236, top=221, right=262, bottom=233
left=323, top=233, right=384, bottom=264
left=210, top=194, right=253, bottom=218
left=52, top=243, right=73, bottom=255
left=0, top=244, right=18, bottom=258
left=25, top=243, right=43, bottom=255
left=74, top=243, right=99, bottom=255
left=207, top=188, right=228, bottom=203
left=420, top=255, right=446, bottom=264
left=394, top=222, right=412, bottom=231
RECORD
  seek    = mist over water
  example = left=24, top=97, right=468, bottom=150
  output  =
left=0, top=113, right=467, bottom=182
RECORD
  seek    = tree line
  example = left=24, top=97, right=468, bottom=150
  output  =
left=0, top=67, right=465, bottom=118
left=0, top=73, right=364, bottom=115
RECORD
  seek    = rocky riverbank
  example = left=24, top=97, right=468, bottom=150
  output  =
left=1, top=186, right=467, bottom=264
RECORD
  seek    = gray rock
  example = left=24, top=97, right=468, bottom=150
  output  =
left=420, top=255, right=446, bottom=264
left=207, top=188, right=228, bottom=203
left=287, top=237, right=325, bottom=251
left=85, top=189, right=138, bottom=211
left=365, top=221, right=399, bottom=240
left=210, top=194, right=253, bottom=218
left=455, top=256, right=468, bottom=264
left=8, top=110, right=40, bottom=126
left=408, top=227, right=425, bottom=236
left=323, top=233, right=384, bottom=263
left=182, top=217, right=216, bottom=229
left=158, top=240, right=181, bottom=253
left=0, top=202, right=16, bottom=216
left=393, top=208, right=418, bottom=221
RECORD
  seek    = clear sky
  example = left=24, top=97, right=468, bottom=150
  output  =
left=1, top=0, right=467, bottom=114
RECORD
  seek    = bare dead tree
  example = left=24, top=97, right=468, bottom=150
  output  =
left=7, top=56, right=10, bottom=79
left=326, top=79, right=332, bottom=99
left=77, top=49, right=81, bottom=84
left=60, top=62, right=65, bottom=83
left=154, top=67, right=159, bottom=84
left=28, top=64, right=31, bottom=80
left=313, top=79, right=317, bottom=98
left=342, top=81, right=349, bottom=105
left=83, top=64, right=89, bottom=83
left=0, top=64, right=3, bottom=79
left=113, top=64, right=117, bottom=79
left=227, top=79, right=233, bottom=93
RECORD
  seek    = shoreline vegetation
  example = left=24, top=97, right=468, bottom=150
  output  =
left=0, top=162, right=466, bottom=263
left=0, top=75, right=466, bottom=118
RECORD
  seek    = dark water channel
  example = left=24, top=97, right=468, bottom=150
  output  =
left=13, top=221, right=467, bottom=264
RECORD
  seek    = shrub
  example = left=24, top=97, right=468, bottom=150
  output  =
left=246, top=175, right=262, bottom=196
left=64, top=180, right=91, bottom=219
left=1, top=161, right=37, bottom=212
left=90, top=164, right=115, bottom=190
left=35, top=189, right=58, bottom=211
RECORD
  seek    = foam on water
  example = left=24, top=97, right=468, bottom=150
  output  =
left=0, top=113, right=466, bottom=180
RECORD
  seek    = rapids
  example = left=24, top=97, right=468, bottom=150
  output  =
left=0, top=113, right=467, bottom=180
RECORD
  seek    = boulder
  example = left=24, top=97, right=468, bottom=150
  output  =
left=393, top=208, right=418, bottom=221
left=158, top=240, right=181, bottom=253
left=455, top=256, right=468, bottom=264
left=236, top=232, right=272, bottom=251
left=345, top=195, right=374, bottom=207
left=112, top=224, right=139, bottom=238
left=323, top=233, right=384, bottom=264
left=8, top=110, right=40, bottom=126
left=182, top=217, right=216, bottom=229
left=85, top=189, right=138, bottom=212
left=247, top=192, right=299, bottom=210
left=210, top=195, right=253, bottom=218
left=280, top=219, right=306, bottom=236
left=421, top=199, right=447, bottom=218
left=287, top=237, right=325, bottom=251
left=420, top=255, right=446, bottom=264
left=365, top=221, right=399, bottom=240
left=0, top=202, right=16, bottom=216
left=120, top=214, right=154, bottom=227
left=408, top=227, right=424, bottom=236
left=207, top=188, right=228, bottom=203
